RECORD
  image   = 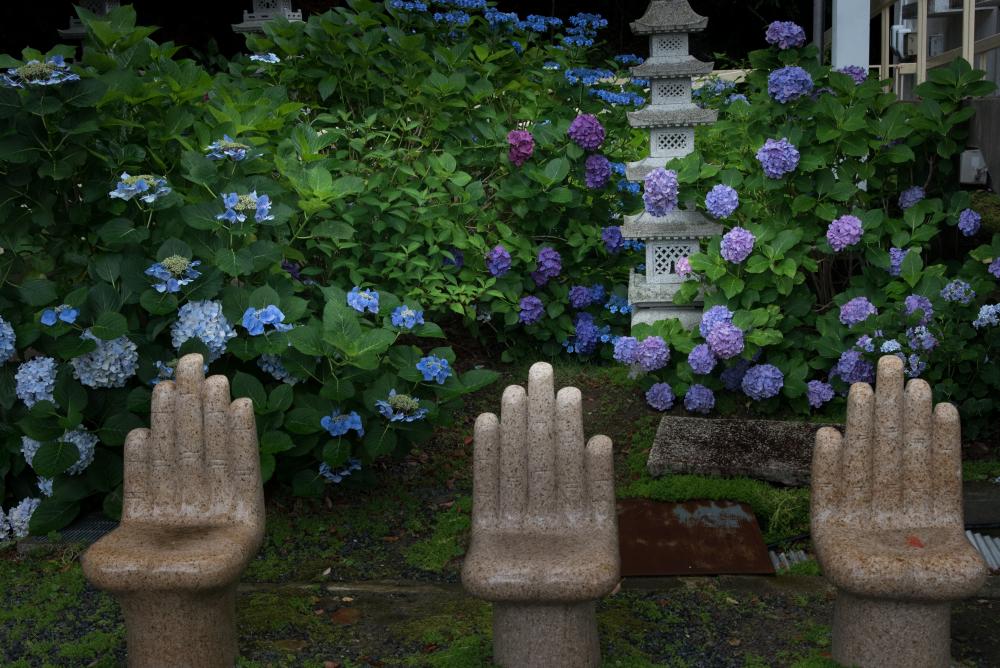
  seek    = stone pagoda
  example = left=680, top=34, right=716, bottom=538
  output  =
left=233, top=0, right=303, bottom=34
left=622, top=1, right=720, bottom=330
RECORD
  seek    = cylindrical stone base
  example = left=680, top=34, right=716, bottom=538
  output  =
left=832, top=591, right=951, bottom=668
left=492, top=601, right=600, bottom=668
left=118, top=586, right=238, bottom=668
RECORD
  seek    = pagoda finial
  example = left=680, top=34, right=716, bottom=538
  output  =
left=631, top=0, right=709, bottom=35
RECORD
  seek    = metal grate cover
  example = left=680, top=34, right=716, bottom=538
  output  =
left=16, top=514, right=117, bottom=554
left=967, top=530, right=1000, bottom=572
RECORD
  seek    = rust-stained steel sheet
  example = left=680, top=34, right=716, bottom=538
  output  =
left=616, top=498, right=775, bottom=576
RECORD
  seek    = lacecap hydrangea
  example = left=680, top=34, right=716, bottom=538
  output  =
left=171, top=300, right=237, bottom=362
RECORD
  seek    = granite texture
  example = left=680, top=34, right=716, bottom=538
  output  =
left=648, top=416, right=838, bottom=485
left=627, top=104, right=717, bottom=129
left=81, top=354, right=265, bottom=667
left=631, top=56, right=714, bottom=79
left=811, top=355, right=988, bottom=668
left=630, top=0, right=708, bottom=34
left=621, top=210, right=722, bottom=239
left=462, top=362, right=620, bottom=667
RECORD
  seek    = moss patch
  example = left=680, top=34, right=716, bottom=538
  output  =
left=964, top=459, right=1000, bottom=481
left=404, top=496, right=471, bottom=573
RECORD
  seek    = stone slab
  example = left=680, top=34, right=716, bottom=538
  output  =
left=647, top=416, right=842, bottom=486
left=963, top=481, right=1000, bottom=526
left=630, top=0, right=708, bottom=34
left=627, top=104, right=717, bottom=129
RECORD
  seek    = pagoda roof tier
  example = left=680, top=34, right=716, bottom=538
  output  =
left=627, top=104, right=717, bottom=129
left=621, top=210, right=721, bottom=240
left=630, top=0, right=708, bottom=35
left=631, top=56, right=714, bottom=78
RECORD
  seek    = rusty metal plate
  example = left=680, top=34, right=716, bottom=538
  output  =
left=616, top=498, right=775, bottom=576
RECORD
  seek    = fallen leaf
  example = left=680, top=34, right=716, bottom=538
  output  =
left=422, top=643, right=440, bottom=653
left=323, top=662, right=341, bottom=668
left=341, top=596, right=354, bottom=603
left=322, top=567, right=332, bottom=576
left=727, top=638, right=742, bottom=646
left=463, top=435, right=473, bottom=446
left=330, top=608, right=362, bottom=625
left=382, top=535, right=399, bottom=542
left=906, top=535, right=925, bottom=548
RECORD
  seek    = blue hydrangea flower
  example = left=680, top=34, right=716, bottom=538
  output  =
left=605, top=294, right=632, bottom=314
left=258, top=354, right=300, bottom=385
left=907, top=325, right=938, bottom=350
left=904, top=294, right=934, bottom=324
left=570, top=313, right=605, bottom=355
left=700, top=305, right=734, bottom=338
left=613, top=336, right=639, bottom=365
left=645, top=382, right=675, bottom=411
left=543, top=61, right=561, bottom=70
left=0, top=316, right=15, bottom=365
left=391, top=305, right=424, bottom=329
left=109, top=173, right=171, bottom=204
left=40, top=304, right=79, bottom=326
left=519, top=296, right=544, bottom=325
left=216, top=191, right=274, bottom=224
left=898, top=186, right=925, bottom=210
left=565, top=67, right=614, bottom=86
left=206, top=135, right=252, bottom=161
left=0, top=507, right=7, bottom=541
left=839, top=297, right=878, bottom=326
left=249, top=53, right=280, bottom=63
left=434, top=10, right=471, bottom=25
left=889, top=247, right=909, bottom=277
left=990, top=258, right=1000, bottom=279
left=171, top=300, right=237, bottom=362
left=855, top=335, right=875, bottom=352
left=958, top=208, right=981, bottom=236
left=707, top=322, right=745, bottom=360
left=15, top=356, right=57, bottom=407
left=705, top=184, right=739, bottom=219
left=151, top=360, right=175, bottom=386
left=905, top=354, right=927, bottom=378
left=614, top=54, right=644, bottom=66
left=602, top=226, right=623, bottom=254
left=532, top=247, right=562, bottom=286
left=8, top=497, right=41, bottom=539
left=145, top=256, right=201, bottom=294
left=636, top=336, right=670, bottom=372
left=742, top=364, right=784, bottom=400
left=643, top=168, right=679, bottom=217
left=940, top=280, right=975, bottom=305
left=721, top=227, right=755, bottom=263
left=827, top=215, right=863, bottom=251
left=973, top=304, right=1000, bottom=329
left=684, top=384, right=715, bottom=414
left=589, top=88, right=645, bottom=107
left=569, top=286, right=594, bottom=309
left=756, top=137, right=799, bottom=179
left=37, top=477, right=53, bottom=497
left=623, top=239, right=645, bottom=252
left=727, top=93, right=749, bottom=104
left=376, top=389, right=428, bottom=422
left=688, top=343, right=717, bottom=375
left=22, top=428, right=97, bottom=475
left=562, top=12, right=606, bottom=46
left=589, top=284, right=606, bottom=304
left=768, top=66, right=813, bottom=103
left=242, top=305, right=293, bottom=336
left=486, top=245, right=512, bottom=276
left=837, top=65, right=868, bottom=85
left=765, top=21, right=806, bottom=49
left=71, top=330, right=139, bottom=389
left=834, top=349, right=874, bottom=384
left=807, top=380, right=835, bottom=408
left=321, top=410, right=364, bottom=437
left=347, top=287, right=380, bottom=314
left=880, top=340, right=902, bottom=353
left=319, top=458, right=362, bottom=484
left=721, top=358, right=752, bottom=391
left=416, top=355, right=452, bottom=384
left=2, top=56, right=79, bottom=88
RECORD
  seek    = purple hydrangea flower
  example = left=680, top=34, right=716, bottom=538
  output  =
left=898, top=186, right=925, bottom=210
left=855, top=335, right=875, bottom=352
left=756, top=138, right=799, bottom=179
left=907, top=325, right=938, bottom=350
left=636, top=336, right=670, bottom=372
left=834, top=349, right=875, bottom=384
left=826, top=215, right=863, bottom=251
left=645, top=382, right=675, bottom=411
left=486, top=245, right=511, bottom=277
left=991, top=258, right=1000, bottom=279
left=572, top=313, right=603, bottom=355
left=721, top=358, right=752, bottom=391
left=567, top=113, right=605, bottom=150
left=507, top=129, right=535, bottom=167
left=700, top=305, right=734, bottom=337
left=765, top=21, right=806, bottom=49
left=688, top=343, right=717, bottom=375
left=807, top=380, right=835, bottom=408
left=839, top=297, right=877, bottom=326
left=768, top=66, right=813, bottom=103
left=705, top=184, right=739, bottom=219
left=602, top=226, right=623, bottom=253
left=720, top=227, right=755, bottom=263
left=940, top=279, right=975, bottom=304
left=684, top=384, right=715, bottom=414
left=958, top=208, right=981, bottom=237
left=585, top=154, right=612, bottom=188
left=706, top=322, right=745, bottom=359
left=972, top=305, right=1000, bottom=329
left=905, top=354, right=927, bottom=378
left=519, top=296, right=544, bottom=324
left=532, top=247, right=562, bottom=286
left=613, top=336, right=639, bottom=365
left=643, top=168, right=679, bottom=217
left=676, top=257, right=693, bottom=279
left=904, top=294, right=934, bottom=324
left=742, top=364, right=784, bottom=400
left=837, top=65, right=868, bottom=85
left=569, top=285, right=594, bottom=309
left=889, top=247, right=909, bottom=277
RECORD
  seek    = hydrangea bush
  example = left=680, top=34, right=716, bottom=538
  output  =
left=623, top=22, right=999, bottom=433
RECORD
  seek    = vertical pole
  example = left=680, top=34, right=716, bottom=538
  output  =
left=831, top=0, right=871, bottom=68
left=916, top=0, right=928, bottom=83
left=881, top=7, right=891, bottom=80
left=962, top=0, right=976, bottom=64
left=814, top=0, right=825, bottom=64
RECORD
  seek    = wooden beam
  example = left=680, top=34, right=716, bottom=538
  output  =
left=928, top=32, right=1000, bottom=67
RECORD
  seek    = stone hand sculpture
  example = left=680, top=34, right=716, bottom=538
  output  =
left=82, top=354, right=265, bottom=668
left=812, top=355, right=987, bottom=668
left=462, top=362, right=620, bottom=668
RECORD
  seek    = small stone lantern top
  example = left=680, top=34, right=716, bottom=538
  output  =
left=233, top=0, right=303, bottom=34
left=630, top=0, right=709, bottom=34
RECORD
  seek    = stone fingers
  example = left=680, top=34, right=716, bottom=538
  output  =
left=150, top=379, right=178, bottom=516
left=121, top=427, right=150, bottom=523
left=204, top=374, right=232, bottom=515
left=811, top=426, right=842, bottom=530
left=472, top=412, right=500, bottom=530
left=586, top=435, right=615, bottom=526
left=841, top=382, right=874, bottom=525
left=902, top=378, right=934, bottom=526
left=174, top=354, right=207, bottom=513
left=499, top=384, right=528, bottom=528
left=932, top=401, right=963, bottom=527
left=556, top=387, right=587, bottom=524
left=228, top=397, right=263, bottom=525
left=871, top=356, right=904, bottom=524
left=526, top=363, right=556, bottom=525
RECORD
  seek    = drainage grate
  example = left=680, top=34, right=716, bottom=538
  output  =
left=768, top=549, right=811, bottom=572
left=967, top=530, right=1000, bottom=572
left=16, top=514, right=117, bottom=555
